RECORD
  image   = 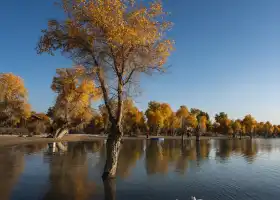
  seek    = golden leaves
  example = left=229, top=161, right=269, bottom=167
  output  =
left=37, top=0, right=175, bottom=127
left=0, top=73, right=28, bottom=101
left=145, top=101, right=173, bottom=130
left=51, top=66, right=100, bottom=124
left=38, top=0, right=174, bottom=69
left=0, top=73, right=31, bottom=125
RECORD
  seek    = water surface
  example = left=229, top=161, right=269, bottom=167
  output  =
left=1, top=139, right=280, bottom=200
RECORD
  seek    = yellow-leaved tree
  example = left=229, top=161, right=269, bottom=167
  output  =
left=0, top=73, right=31, bottom=127
left=242, top=114, right=257, bottom=138
left=37, top=0, right=174, bottom=179
left=122, top=100, right=145, bottom=136
left=51, top=66, right=100, bottom=138
left=145, top=101, right=164, bottom=135
left=232, top=120, right=242, bottom=138
left=176, top=105, right=189, bottom=136
left=145, top=102, right=173, bottom=135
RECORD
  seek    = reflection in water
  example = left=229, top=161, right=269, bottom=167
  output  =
left=43, top=141, right=103, bottom=200
left=0, top=143, right=47, bottom=200
left=1, top=139, right=280, bottom=200
left=215, top=139, right=258, bottom=162
left=0, top=147, right=25, bottom=200
left=103, top=178, right=116, bottom=200
left=117, top=140, right=144, bottom=178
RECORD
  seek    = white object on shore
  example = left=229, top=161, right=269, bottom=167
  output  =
left=191, top=196, right=202, bottom=200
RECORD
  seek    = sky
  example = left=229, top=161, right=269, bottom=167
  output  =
left=0, top=0, right=280, bottom=123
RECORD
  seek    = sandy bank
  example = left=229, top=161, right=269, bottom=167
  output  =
left=0, top=134, right=238, bottom=147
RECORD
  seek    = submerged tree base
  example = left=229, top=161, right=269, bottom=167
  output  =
left=103, top=177, right=116, bottom=200
left=102, top=126, right=123, bottom=180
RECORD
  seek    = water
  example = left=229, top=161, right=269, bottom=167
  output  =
left=1, top=139, right=280, bottom=200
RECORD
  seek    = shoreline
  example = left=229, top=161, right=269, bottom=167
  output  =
left=0, top=134, right=249, bottom=148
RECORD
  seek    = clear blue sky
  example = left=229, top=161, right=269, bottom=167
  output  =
left=1, top=0, right=280, bottom=123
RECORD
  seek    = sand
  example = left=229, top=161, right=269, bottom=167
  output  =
left=0, top=134, right=235, bottom=147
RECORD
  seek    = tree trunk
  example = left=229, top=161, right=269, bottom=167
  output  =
left=103, top=178, right=116, bottom=200
left=102, top=126, right=122, bottom=180
left=196, top=132, right=200, bottom=142
left=54, top=127, right=69, bottom=139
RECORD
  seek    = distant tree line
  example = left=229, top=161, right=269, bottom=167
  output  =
left=0, top=72, right=279, bottom=138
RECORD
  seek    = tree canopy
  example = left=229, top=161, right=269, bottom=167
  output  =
left=0, top=73, right=31, bottom=126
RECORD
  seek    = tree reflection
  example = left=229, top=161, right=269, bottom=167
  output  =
left=175, top=140, right=195, bottom=174
left=43, top=142, right=96, bottom=200
left=145, top=139, right=212, bottom=175
left=117, top=140, right=144, bottom=178
left=103, top=178, right=116, bottom=200
left=145, top=141, right=169, bottom=174
left=24, top=143, right=48, bottom=154
left=215, top=139, right=258, bottom=163
left=216, top=140, right=233, bottom=160
left=242, top=139, right=258, bottom=163
left=0, top=147, right=25, bottom=200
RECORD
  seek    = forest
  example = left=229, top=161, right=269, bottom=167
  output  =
left=0, top=72, right=279, bottom=139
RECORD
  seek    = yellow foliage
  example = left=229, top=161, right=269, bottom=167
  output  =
left=176, top=106, right=189, bottom=119
left=0, top=73, right=31, bottom=126
left=145, top=101, right=174, bottom=133
left=0, top=73, right=27, bottom=102
left=199, top=116, right=207, bottom=132
left=185, top=114, right=197, bottom=129
left=52, top=66, right=100, bottom=124
left=38, top=0, right=174, bottom=129
left=122, top=99, right=145, bottom=133
left=242, top=115, right=257, bottom=133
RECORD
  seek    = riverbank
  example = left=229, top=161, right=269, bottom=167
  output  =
left=0, top=134, right=246, bottom=147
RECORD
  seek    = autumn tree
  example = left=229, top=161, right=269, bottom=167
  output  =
left=255, top=122, right=264, bottom=136
left=160, top=103, right=173, bottom=134
left=37, top=0, right=174, bottom=179
left=196, top=115, right=207, bottom=141
left=122, top=100, right=145, bottom=135
left=232, top=120, right=242, bottom=138
left=176, top=106, right=189, bottom=119
left=190, top=108, right=209, bottom=121
left=50, top=67, right=100, bottom=138
left=242, top=115, right=256, bottom=138
left=215, top=112, right=231, bottom=135
left=185, top=114, right=198, bottom=132
left=263, top=121, right=273, bottom=136
left=190, top=108, right=201, bottom=117
left=198, top=116, right=207, bottom=133
left=0, top=73, right=31, bottom=127
left=168, top=113, right=180, bottom=136
left=145, top=102, right=173, bottom=135
left=176, top=105, right=189, bottom=136
left=273, top=125, right=280, bottom=136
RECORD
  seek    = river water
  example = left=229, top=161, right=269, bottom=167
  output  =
left=1, top=139, right=280, bottom=200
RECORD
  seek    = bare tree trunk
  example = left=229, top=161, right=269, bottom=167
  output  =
left=102, top=125, right=122, bottom=180
left=53, top=127, right=69, bottom=139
